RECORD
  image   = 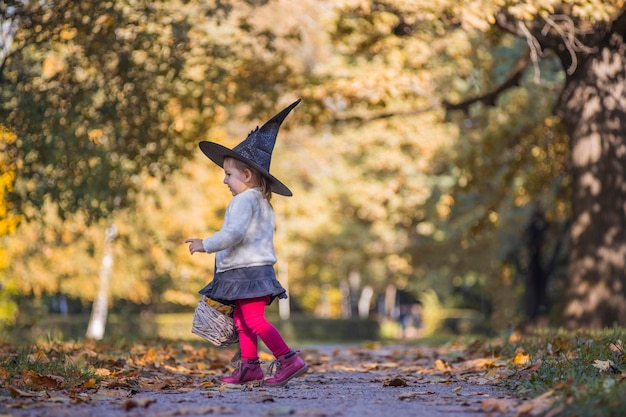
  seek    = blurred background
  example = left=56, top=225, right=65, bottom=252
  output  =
left=1, top=0, right=624, bottom=344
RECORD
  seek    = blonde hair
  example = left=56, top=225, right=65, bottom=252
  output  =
left=227, top=157, right=272, bottom=201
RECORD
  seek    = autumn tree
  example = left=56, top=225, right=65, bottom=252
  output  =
left=436, top=0, right=626, bottom=327
left=493, top=1, right=626, bottom=329
left=326, top=0, right=625, bottom=328
left=0, top=0, right=308, bottom=336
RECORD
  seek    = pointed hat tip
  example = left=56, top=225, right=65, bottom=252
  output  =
left=262, top=98, right=301, bottom=127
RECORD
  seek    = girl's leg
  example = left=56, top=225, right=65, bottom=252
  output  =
left=233, top=300, right=259, bottom=361
left=234, top=296, right=290, bottom=359
left=220, top=299, right=268, bottom=384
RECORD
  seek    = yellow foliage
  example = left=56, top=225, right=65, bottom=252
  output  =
left=0, top=126, right=20, bottom=280
left=0, top=127, right=19, bottom=230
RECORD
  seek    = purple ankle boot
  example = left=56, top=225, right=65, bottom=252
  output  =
left=220, top=359, right=264, bottom=385
left=265, top=351, right=308, bottom=387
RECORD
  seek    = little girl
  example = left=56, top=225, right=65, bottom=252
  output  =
left=185, top=99, right=308, bottom=387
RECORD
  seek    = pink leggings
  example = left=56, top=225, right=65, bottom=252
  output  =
left=233, top=296, right=290, bottom=361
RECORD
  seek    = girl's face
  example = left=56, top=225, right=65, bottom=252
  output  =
left=223, top=158, right=251, bottom=196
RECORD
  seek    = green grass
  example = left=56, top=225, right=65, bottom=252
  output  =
left=504, top=327, right=626, bottom=417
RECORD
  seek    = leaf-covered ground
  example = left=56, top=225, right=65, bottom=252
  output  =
left=1, top=331, right=625, bottom=416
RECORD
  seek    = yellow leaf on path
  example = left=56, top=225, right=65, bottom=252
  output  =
left=435, top=359, right=451, bottom=371
left=139, top=347, right=158, bottom=365
left=513, top=352, right=530, bottom=366
left=94, top=368, right=111, bottom=376
left=83, top=378, right=98, bottom=389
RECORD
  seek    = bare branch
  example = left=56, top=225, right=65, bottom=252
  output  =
left=331, top=104, right=438, bottom=125
left=541, top=14, right=597, bottom=75
left=518, top=20, right=543, bottom=83
left=443, top=52, right=531, bottom=113
left=496, top=9, right=602, bottom=78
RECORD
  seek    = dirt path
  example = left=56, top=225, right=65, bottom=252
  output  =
left=2, top=344, right=519, bottom=417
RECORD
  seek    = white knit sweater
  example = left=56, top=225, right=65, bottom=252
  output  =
left=202, top=188, right=277, bottom=273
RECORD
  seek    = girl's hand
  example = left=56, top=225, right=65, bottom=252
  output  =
left=185, top=238, right=205, bottom=254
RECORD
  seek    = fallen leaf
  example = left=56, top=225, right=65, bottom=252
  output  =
left=515, top=390, right=555, bottom=416
left=46, top=396, right=71, bottom=404
left=27, top=351, right=49, bottom=364
left=383, top=377, right=408, bottom=387
left=398, top=391, right=435, bottom=400
left=23, top=370, right=64, bottom=389
left=513, top=352, right=530, bottom=366
left=592, top=359, right=620, bottom=373
left=481, top=397, right=517, bottom=413
left=609, top=339, right=624, bottom=357
left=434, top=359, right=451, bottom=371
left=549, top=337, right=572, bottom=355
left=95, top=388, right=132, bottom=397
left=83, top=378, right=98, bottom=389
left=9, top=387, right=48, bottom=398
left=94, top=368, right=111, bottom=376
left=122, top=397, right=156, bottom=410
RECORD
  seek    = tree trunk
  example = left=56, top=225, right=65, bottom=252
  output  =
left=358, top=285, right=374, bottom=318
left=557, top=19, right=626, bottom=328
left=525, top=208, right=549, bottom=320
left=86, top=223, right=117, bottom=339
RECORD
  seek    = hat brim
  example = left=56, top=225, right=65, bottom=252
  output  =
left=199, top=141, right=293, bottom=197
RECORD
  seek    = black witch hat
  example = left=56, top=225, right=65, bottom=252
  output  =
left=199, top=99, right=300, bottom=197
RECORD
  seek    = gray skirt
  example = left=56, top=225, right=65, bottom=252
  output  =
left=199, top=265, right=287, bottom=306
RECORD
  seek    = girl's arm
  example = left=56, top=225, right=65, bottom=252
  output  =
left=185, top=193, right=255, bottom=255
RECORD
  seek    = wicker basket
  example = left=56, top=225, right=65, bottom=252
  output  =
left=191, top=296, right=238, bottom=346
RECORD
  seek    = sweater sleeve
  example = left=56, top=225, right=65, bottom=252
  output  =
left=201, top=194, right=255, bottom=253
